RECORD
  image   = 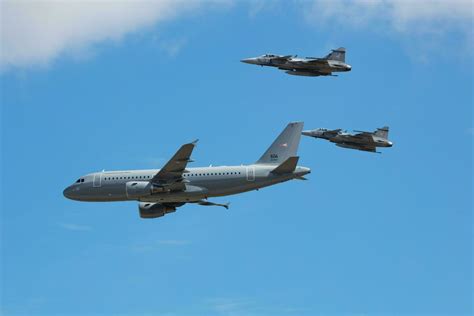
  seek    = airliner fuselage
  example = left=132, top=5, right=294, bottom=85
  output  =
left=63, top=164, right=310, bottom=203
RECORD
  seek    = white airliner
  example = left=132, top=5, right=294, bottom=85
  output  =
left=63, top=122, right=310, bottom=219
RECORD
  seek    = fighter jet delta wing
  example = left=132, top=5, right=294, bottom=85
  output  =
left=335, top=142, right=379, bottom=153
left=150, top=140, right=198, bottom=191
left=350, top=130, right=375, bottom=141
left=304, top=58, right=330, bottom=66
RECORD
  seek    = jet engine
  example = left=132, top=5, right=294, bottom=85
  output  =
left=138, top=202, right=178, bottom=219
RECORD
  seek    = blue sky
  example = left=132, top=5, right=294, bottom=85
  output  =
left=1, top=1, right=472, bottom=315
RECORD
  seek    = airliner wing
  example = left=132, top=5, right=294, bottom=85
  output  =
left=150, top=140, right=198, bottom=189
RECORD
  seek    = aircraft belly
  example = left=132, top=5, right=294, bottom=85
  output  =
left=140, top=175, right=293, bottom=202
left=208, top=175, right=293, bottom=197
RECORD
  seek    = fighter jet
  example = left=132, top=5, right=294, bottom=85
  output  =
left=241, top=47, right=351, bottom=77
left=302, top=126, right=393, bottom=153
left=63, top=123, right=310, bottom=219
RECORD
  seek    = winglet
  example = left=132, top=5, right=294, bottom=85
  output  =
left=271, top=156, right=299, bottom=174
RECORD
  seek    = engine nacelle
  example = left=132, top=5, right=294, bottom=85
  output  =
left=125, top=181, right=152, bottom=199
left=138, top=202, right=176, bottom=219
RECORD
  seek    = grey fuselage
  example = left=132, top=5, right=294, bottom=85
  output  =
left=241, top=55, right=351, bottom=75
left=63, top=164, right=310, bottom=203
left=302, top=129, right=393, bottom=148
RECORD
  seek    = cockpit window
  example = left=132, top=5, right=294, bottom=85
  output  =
left=76, top=179, right=81, bottom=183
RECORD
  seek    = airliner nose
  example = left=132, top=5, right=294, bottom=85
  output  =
left=63, top=186, right=73, bottom=199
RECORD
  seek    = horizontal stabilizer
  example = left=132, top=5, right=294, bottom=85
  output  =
left=271, top=156, right=299, bottom=174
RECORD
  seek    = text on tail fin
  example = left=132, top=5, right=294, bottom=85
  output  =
left=256, top=122, right=304, bottom=165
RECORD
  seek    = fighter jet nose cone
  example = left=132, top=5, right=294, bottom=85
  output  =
left=388, top=141, right=393, bottom=147
left=301, top=130, right=312, bottom=136
left=241, top=58, right=258, bottom=64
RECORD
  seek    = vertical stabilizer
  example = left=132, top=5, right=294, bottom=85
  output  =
left=375, top=126, right=389, bottom=139
left=256, top=122, right=304, bottom=165
left=325, top=47, right=346, bottom=62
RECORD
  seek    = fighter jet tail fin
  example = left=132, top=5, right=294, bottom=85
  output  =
left=256, top=122, right=304, bottom=165
left=375, top=126, right=389, bottom=139
left=326, top=47, right=346, bottom=62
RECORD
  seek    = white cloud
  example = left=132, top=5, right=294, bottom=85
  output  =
left=58, top=222, right=92, bottom=231
left=305, top=0, right=473, bottom=33
left=0, top=0, right=230, bottom=70
left=304, top=0, right=473, bottom=61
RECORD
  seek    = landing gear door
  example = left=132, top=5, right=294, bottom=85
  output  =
left=93, top=173, right=102, bottom=187
left=246, top=166, right=255, bottom=181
